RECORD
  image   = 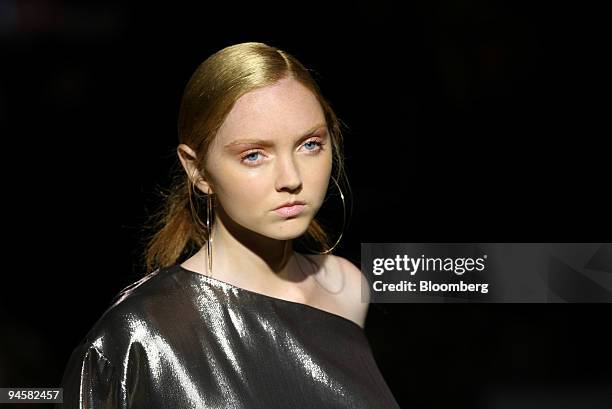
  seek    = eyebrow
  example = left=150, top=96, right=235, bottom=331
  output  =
left=224, top=123, right=327, bottom=149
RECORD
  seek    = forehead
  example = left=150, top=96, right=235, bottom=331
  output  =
left=215, top=77, right=326, bottom=144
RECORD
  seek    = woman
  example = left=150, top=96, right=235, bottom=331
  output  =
left=58, top=42, right=400, bottom=408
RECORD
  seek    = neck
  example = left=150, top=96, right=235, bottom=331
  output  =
left=194, top=205, right=304, bottom=286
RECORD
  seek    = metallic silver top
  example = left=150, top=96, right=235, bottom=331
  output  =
left=58, top=263, right=400, bottom=408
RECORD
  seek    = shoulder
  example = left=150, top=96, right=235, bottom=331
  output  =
left=327, top=255, right=371, bottom=328
left=331, top=255, right=371, bottom=302
left=82, top=266, right=185, bottom=360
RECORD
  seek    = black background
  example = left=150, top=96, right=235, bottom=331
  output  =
left=1, top=1, right=610, bottom=408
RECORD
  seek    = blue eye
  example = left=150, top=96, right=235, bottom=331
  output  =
left=304, top=141, right=321, bottom=151
left=244, top=152, right=260, bottom=162
left=239, top=150, right=265, bottom=166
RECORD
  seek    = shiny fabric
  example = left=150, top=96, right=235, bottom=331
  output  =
left=57, top=263, right=401, bottom=408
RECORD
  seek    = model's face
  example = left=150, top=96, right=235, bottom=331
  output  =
left=204, top=77, right=333, bottom=240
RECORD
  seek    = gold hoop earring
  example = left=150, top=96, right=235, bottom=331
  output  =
left=186, top=179, right=214, bottom=276
left=303, top=175, right=346, bottom=255
left=206, top=192, right=214, bottom=277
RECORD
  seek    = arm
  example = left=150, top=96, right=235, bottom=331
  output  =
left=58, top=341, right=121, bottom=409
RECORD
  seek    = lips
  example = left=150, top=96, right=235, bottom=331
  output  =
left=274, top=201, right=306, bottom=210
left=273, top=204, right=306, bottom=217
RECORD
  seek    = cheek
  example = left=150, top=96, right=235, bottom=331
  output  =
left=312, top=151, right=333, bottom=181
left=305, top=156, right=333, bottom=196
left=221, top=174, right=268, bottom=208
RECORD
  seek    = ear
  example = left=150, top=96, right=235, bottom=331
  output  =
left=177, top=144, right=214, bottom=194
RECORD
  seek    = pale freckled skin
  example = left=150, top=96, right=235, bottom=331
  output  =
left=177, top=77, right=333, bottom=293
left=176, top=77, right=369, bottom=328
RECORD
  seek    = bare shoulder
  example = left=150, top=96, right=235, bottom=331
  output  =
left=297, top=253, right=370, bottom=328
left=327, top=255, right=371, bottom=328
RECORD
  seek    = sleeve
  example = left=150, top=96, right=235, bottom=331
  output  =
left=56, top=340, right=123, bottom=409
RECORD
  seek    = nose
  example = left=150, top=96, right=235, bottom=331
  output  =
left=274, top=155, right=302, bottom=193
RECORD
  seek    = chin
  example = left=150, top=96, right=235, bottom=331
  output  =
left=266, top=219, right=311, bottom=240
